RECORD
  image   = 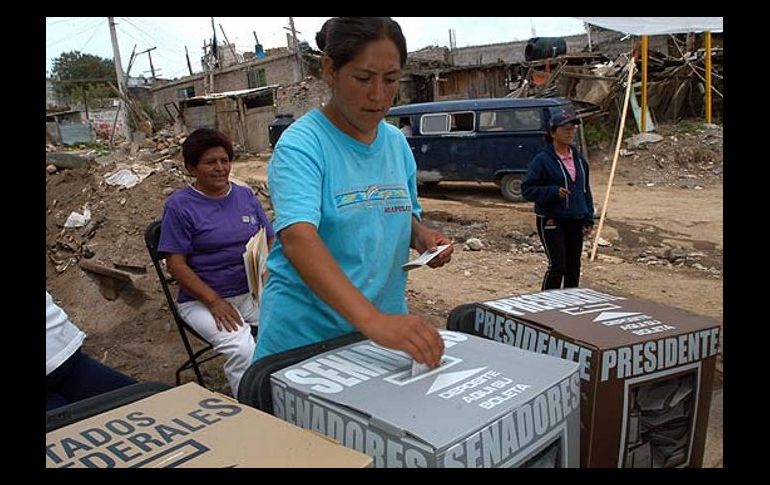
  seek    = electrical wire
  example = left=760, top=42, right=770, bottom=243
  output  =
left=46, top=18, right=104, bottom=48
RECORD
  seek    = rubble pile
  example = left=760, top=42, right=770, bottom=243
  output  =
left=615, top=124, right=723, bottom=188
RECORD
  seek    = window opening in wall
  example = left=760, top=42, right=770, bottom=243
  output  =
left=243, top=93, right=273, bottom=110
left=247, top=68, right=267, bottom=89
left=177, top=86, right=195, bottom=99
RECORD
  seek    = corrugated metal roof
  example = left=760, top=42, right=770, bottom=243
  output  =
left=60, top=122, right=94, bottom=145
left=185, top=85, right=279, bottom=102
left=578, top=17, right=723, bottom=35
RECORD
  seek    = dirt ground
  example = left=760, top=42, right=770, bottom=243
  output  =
left=45, top=123, right=723, bottom=467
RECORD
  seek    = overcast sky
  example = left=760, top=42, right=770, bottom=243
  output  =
left=46, top=17, right=587, bottom=80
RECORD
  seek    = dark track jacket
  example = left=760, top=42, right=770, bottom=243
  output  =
left=522, top=143, right=594, bottom=225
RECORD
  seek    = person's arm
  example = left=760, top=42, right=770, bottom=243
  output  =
left=410, top=216, right=453, bottom=268
left=166, top=254, right=243, bottom=332
left=280, top=222, right=444, bottom=367
left=583, top=155, right=595, bottom=225
left=581, top=155, right=595, bottom=236
left=522, top=155, right=562, bottom=203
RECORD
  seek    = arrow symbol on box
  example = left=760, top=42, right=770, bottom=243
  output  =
left=427, top=367, right=487, bottom=395
left=593, top=311, right=641, bottom=322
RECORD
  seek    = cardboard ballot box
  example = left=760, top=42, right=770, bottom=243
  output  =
left=270, top=330, right=581, bottom=468
left=447, top=288, right=720, bottom=468
left=45, top=382, right=373, bottom=468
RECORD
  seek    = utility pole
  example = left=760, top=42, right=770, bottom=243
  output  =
left=219, top=24, right=239, bottom=66
left=81, top=85, right=89, bottom=120
left=136, top=47, right=158, bottom=79
left=185, top=46, right=194, bottom=76
left=126, top=44, right=137, bottom=76
left=210, top=17, right=218, bottom=68
left=108, top=17, right=132, bottom=142
left=286, top=17, right=304, bottom=82
left=253, top=31, right=266, bottom=58
left=209, top=17, right=218, bottom=93
left=585, top=22, right=593, bottom=52
left=147, top=48, right=156, bottom=78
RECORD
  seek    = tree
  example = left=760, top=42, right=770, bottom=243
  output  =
left=51, top=51, right=117, bottom=107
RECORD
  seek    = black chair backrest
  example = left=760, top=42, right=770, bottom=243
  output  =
left=237, top=332, right=367, bottom=414
left=144, top=220, right=186, bottom=326
left=144, top=220, right=215, bottom=387
left=46, top=382, right=172, bottom=432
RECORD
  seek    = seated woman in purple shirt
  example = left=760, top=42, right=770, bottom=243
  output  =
left=158, top=128, right=275, bottom=396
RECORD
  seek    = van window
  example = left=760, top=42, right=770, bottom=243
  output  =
left=421, top=114, right=449, bottom=134
left=451, top=112, right=474, bottom=132
left=479, top=109, right=543, bottom=132
left=420, top=111, right=475, bottom=134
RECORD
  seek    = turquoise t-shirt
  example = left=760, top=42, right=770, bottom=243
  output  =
left=254, top=109, right=422, bottom=359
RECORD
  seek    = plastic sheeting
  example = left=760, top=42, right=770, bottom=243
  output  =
left=577, top=17, right=723, bottom=35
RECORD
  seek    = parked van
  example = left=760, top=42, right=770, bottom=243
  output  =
left=387, top=97, right=581, bottom=201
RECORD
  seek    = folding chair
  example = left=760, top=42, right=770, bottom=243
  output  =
left=144, top=220, right=220, bottom=388
left=46, top=382, right=172, bottom=432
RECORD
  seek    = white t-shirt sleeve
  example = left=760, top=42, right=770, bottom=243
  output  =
left=46, top=292, right=86, bottom=375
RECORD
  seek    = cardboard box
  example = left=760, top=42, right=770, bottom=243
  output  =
left=465, top=287, right=720, bottom=468
left=45, top=382, right=373, bottom=468
left=270, top=330, right=581, bottom=468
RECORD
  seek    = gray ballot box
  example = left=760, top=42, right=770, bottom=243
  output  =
left=270, top=330, right=580, bottom=468
left=451, top=288, right=720, bottom=468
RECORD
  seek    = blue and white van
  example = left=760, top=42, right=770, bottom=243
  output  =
left=387, top=97, right=581, bottom=201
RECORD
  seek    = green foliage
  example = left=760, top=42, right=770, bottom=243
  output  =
left=51, top=51, right=117, bottom=106
left=139, top=100, right=171, bottom=128
left=72, top=141, right=112, bottom=154
left=583, top=117, right=636, bottom=148
left=659, top=119, right=708, bottom=136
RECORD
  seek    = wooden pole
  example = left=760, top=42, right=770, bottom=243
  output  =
left=590, top=57, right=636, bottom=262
left=705, top=31, right=712, bottom=124
left=288, top=17, right=304, bottom=81
left=641, top=35, right=648, bottom=132
left=219, top=24, right=239, bottom=65
left=108, top=17, right=132, bottom=141
left=109, top=102, right=122, bottom=148
left=185, top=46, right=194, bottom=76
left=147, top=49, right=156, bottom=79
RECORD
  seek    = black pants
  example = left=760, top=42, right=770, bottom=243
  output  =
left=536, top=216, right=584, bottom=290
left=46, top=349, right=137, bottom=411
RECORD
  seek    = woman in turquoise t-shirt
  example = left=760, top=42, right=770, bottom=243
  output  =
left=255, top=17, right=453, bottom=368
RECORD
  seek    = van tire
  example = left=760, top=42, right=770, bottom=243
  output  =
left=500, top=174, right=524, bottom=202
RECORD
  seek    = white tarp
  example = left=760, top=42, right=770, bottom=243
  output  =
left=577, top=17, right=723, bottom=35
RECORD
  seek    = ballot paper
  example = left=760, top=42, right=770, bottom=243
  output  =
left=402, top=244, right=451, bottom=271
left=410, top=355, right=448, bottom=377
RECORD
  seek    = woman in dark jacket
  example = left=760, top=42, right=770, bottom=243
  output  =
left=522, top=111, right=594, bottom=290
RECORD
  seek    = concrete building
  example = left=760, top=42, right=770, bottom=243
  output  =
left=151, top=51, right=303, bottom=119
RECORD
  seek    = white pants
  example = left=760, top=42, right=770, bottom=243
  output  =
left=177, top=293, right=258, bottom=397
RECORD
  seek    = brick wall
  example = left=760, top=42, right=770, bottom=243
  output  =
left=151, top=54, right=299, bottom=112
left=447, top=30, right=631, bottom=66
left=151, top=77, right=206, bottom=112
left=274, top=78, right=330, bottom=119
left=214, top=55, right=298, bottom=92
left=88, top=107, right=125, bottom=138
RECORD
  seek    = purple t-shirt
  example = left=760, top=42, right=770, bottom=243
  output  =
left=158, top=183, right=274, bottom=303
